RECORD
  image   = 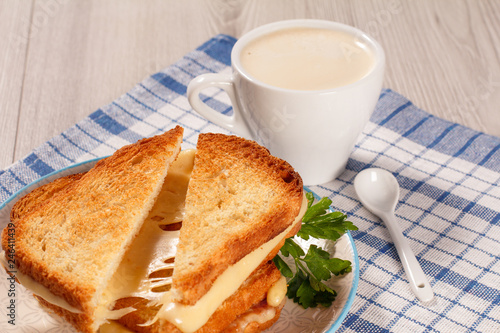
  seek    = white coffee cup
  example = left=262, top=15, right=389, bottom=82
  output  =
left=187, top=19, right=385, bottom=185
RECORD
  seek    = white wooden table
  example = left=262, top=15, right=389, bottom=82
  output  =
left=1, top=0, right=499, bottom=170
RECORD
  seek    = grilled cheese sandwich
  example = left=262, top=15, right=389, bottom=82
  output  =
left=1, top=129, right=305, bottom=333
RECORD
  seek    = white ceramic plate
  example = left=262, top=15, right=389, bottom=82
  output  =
left=0, top=158, right=359, bottom=333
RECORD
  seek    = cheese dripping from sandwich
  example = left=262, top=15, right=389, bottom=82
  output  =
left=0, top=251, right=82, bottom=313
left=144, top=193, right=307, bottom=333
left=0, top=150, right=196, bottom=322
left=93, top=149, right=196, bottom=324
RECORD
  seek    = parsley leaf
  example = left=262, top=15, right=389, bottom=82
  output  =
left=274, top=192, right=358, bottom=309
left=280, top=238, right=305, bottom=258
left=272, top=255, right=293, bottom=278
left=303, top=245, right=336, bottom=281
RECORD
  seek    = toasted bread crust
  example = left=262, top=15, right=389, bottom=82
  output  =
left=221, top=298, right=286, bottom=333
left=35, top=296, right=96, bottom=333
left=173, top=134, right=303, bottom=305
left=2, top=126, right=184, bottom=332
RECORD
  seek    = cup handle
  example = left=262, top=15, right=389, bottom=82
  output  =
left=187, top=73, right=253, bottom=139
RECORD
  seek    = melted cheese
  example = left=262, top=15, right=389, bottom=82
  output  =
left=0, top=250, right=82, bottom=313
left=267, top=275, right=287, bottom=307
left=146, top=149, right=194, bottom=226
left=93, top=149, right=195, bottom=325
left=152, top=194, right=308, bottom=333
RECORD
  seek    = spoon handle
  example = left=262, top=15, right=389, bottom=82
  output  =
left=381, top=212, right=434, bottom=303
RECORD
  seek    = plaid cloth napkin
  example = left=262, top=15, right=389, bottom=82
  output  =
left=1, top=35, right=499, bottom=333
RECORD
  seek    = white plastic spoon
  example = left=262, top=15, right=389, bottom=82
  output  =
left=354, top=168, right=434, bottom=303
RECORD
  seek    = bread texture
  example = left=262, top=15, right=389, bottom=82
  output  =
left=221, top=298, right=286, bottom=333
left=172, top=133, right=303, bottom=306
left=10, top=173, right=85, bottom=222
left=2, top=126, right=184, bottom=333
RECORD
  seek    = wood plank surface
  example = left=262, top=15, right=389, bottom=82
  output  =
left=0, top=0, right=32, bottom=169
left=0, top=0, right=499, bottom=171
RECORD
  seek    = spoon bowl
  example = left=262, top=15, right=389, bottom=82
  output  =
left=354, top=168, right=434, bottom=303
left=353, top=168, right=399, bottom=214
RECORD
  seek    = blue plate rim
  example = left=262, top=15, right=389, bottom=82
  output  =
left=0, top=157, right=104, bottom=212
left=304, top=186, right=359, bottom=333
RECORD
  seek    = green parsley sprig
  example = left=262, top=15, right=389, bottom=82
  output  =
left=273, top=192, right=358, bottom=309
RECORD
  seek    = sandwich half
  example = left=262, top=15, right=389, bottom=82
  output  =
left=1, top=126, right=184, bottom=332
left=1, top=130, right=306, bottom=333
left=152, top=133, right=304, bottom=332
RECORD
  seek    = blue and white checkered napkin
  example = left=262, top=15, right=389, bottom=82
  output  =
left=1, top=35, right=499, bottom=333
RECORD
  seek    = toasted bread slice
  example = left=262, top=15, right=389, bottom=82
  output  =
left=1, top=126, right=184, bottom=333
left=172, top=133, right=303, bottom=305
